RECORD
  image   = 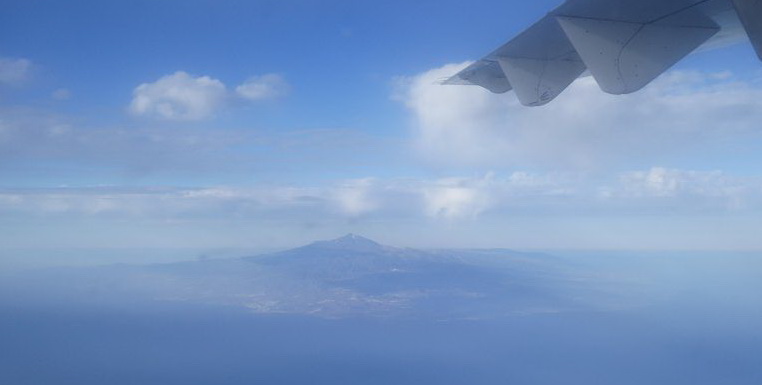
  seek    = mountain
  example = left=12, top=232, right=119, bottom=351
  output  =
left=0, top=235, right=625, bottom=319
left=303, top=233, right=388, bottom=252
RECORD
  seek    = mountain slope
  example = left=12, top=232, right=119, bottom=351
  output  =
left=1, top=235, right=623, bottom=318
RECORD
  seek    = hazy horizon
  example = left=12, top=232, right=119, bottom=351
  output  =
left=4, top=232, right=762, bottom=271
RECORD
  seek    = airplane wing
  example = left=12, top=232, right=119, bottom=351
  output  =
left=446, top=0, right=761, bottom=106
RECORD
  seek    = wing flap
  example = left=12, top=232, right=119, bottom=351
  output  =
left=557, top=10, right=719, bottom=94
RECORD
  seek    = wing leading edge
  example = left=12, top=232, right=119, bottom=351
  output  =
left=446, top=0, right=759, bottom=106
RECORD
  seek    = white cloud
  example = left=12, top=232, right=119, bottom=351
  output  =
left=422, top=177, right=493, bottom=220
left=128, top=72, right=291, bottom=120
left=235, top=74, right=289, bottom=101
left=609, top=167, right=755, bottom=210
left=129, top=71, right=227, bottom=121
left=333, top=178, right=379, bottom=217
left=0, top=57, right=32, bottom=86
left=618, top=168, right=688, bottom=198
left=397, top=63, right=762, bottom=170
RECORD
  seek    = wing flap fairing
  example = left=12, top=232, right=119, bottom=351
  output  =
left=498, top=57, right=586, bottom=106
left=443, top=60, right=512, bottom=94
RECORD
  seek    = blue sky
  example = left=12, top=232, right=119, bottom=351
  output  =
left=2, top=0, right=762, bottom=256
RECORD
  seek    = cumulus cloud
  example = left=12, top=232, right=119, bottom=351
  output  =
left=236, top=74, right=289, bottom=101
left=396, top=63, right=762, bottom=170
left=129, top=71, right=227, bottom=121
left=128, top=72, right=292, bottom=120
left=0, top=57, right=32, bottom=86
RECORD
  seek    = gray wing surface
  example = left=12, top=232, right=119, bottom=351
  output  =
left=446, top=0, right=759, bottom=106
left=732, top=0, right=762, bottom=59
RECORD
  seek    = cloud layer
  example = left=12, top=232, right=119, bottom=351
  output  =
left=397, top=63, right=762, bottom=170
left=2, top=169, right=759, bottom=221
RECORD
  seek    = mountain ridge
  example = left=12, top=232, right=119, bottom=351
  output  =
left=1, top=234, right=630, bottom=318
left=301, top=233, right=390, bottom=253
